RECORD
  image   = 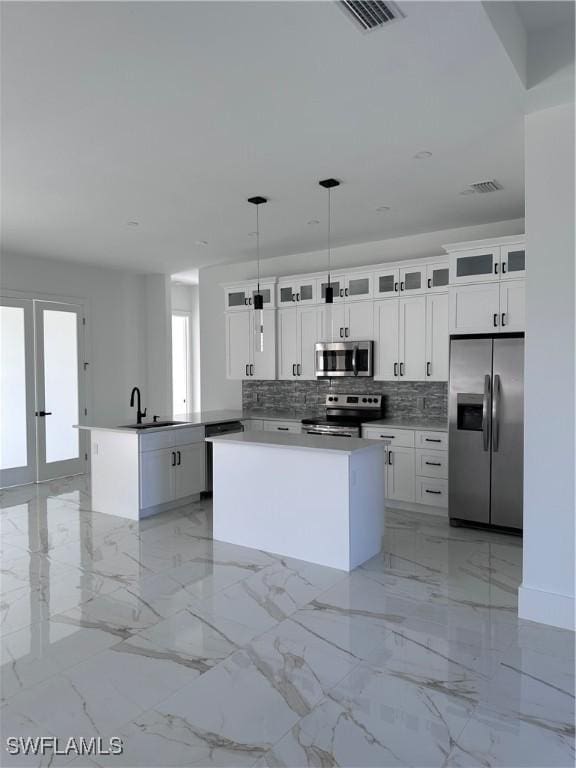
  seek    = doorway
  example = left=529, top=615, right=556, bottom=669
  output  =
left=0, top=297, right=87, bottom=488
left=172, top=312, right=190, bottom=415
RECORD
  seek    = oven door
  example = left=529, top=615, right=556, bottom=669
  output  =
left=314, top=341, right=373, bottom=377
left=304, top=427, right=359, bottom=438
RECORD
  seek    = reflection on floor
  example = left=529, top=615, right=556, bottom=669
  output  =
left=0, top=475, right=574, bottom=767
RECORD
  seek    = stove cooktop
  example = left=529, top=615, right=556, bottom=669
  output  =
left=301, top=393, right=384, bottom=428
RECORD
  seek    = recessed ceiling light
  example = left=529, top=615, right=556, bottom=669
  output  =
left=195, top=239, right=209, bottom=246
left=459, top=188, right=476, bottom=196
left=413, top=151, right=433, bottom=160
left=126, top=220, right=139, bottom=227
left=307, top=219, right=320, bottom=225
left=376, top=206, right=391, bottom=213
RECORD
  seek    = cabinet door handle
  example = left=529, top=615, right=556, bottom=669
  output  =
left=292, top=364, right=296, bottom=376
left=177, top=450, right=181, bottom=466
left=493, top=313, right=499, bottom=327
left=297, top=364, right=302, bottom=375
left=394, top=362, right=398, bottom=377
left=388, top=450, right=393, bottom=465
left=292, top=293, right=296, bottom=302
left=399, top=362, right=405, bottom=376
left=250, top=364, right=254, bottom=376
left=244, top=297, right=249, bottom=305
left=345, top=327, right=350, bottom=337
left=394, top=282, right=399, bottom=292
left=494, top=263, right=499, bottom=275
left=339, top=288, right=344, bottom=297
left=426, top=361, right=431, bottom=377
left=340, top=327, right=344, bottom=338
left=502, top=262, right=507, bottom=274
left=501, top=312, right=506, bottom=326
left=425, top=461, right=442, bottom=466
left=425, top=489, right=442, bottom=495
left=345, top=287, right=349, bottom=297
left=245, top=364, right=249, bottom=376
left=296, top=293, right=300, bottom=301
left=400, top=281, right=405, bottom=291
left=425, top=438, right=442, bottom=443
left=171, top=451, right=176, bottom=467
left=35, top=411, right=52, bottom=417
left=427, top=278, right=432, bottom=288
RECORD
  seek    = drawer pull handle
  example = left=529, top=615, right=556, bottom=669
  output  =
left=425, top=461, right=442, bottom=466
left=277, top=427, right=289, bottom=431
left=425, top=489, right=442, bottom=495
left=425, top=438, right=442, bottom=443
left=380, top=435, right=395, bottom=439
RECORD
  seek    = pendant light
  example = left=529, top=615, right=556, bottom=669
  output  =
left=319, top=178, right=340, bottom=304
left=248, top=195, right=267, bottom=352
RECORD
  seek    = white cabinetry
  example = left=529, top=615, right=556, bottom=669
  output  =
left=224, top=281, right=276, bottom=311
left=226, top=309, right=276, bottom=379
left=425, top=293, right=449, bottom=380
left=500, top=243, right=526, bottom=280
left=399, top=264, right=426, bottom=295
left=318, top=301, right=374, bottom=342
left=446, top=237, right=525, bottom=285
left=262, top=420, right=301, bottom=433
left=344, top=271, right=373, bottom=301
left=450, top=280, right=525, bottom=334
left=362, top=426, right=448, bottom=511
left=139, top=427, right=206, bottom=512
left=277, top=277, right=317, bottom=306
left=278, top=306, right=318, bottom=379
left=374, top=296, right=428, bottom=381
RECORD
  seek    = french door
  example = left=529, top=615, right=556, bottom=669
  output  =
left=0, top=297, right=86, bottom=487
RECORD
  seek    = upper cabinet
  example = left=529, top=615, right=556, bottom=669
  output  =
left=316, top=276, right=346, bottom=303
left=277, top=276, right=317, bottom=306
left=499, top=243, right=526, bottom=280
left=426, top=261, right=450, bottom=291
left=374, top=266, right=400, bottom=298
left=344, top=271, right=373, bottom=301
left=224, top=280, right=276, bottom=311
left=399, top=264, right=426, bottom=295
left=445, top=237, right=526, bottom=285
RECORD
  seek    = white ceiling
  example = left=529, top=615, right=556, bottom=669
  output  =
left=1, top=1, right=544, bottom=273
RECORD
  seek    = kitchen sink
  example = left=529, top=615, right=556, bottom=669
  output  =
left=116, top=421, right=183, bottom=430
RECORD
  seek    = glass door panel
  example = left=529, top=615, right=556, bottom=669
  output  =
left=0, top=299, right=35, bottom=487
left=172, top=313, right=190, bottom=414
left=35, top=302, right=84, bottom=482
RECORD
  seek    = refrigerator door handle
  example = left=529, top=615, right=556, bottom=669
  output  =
left=492, top=374, right=501, bottom=452
left=482, top=374, right=491, bottom=451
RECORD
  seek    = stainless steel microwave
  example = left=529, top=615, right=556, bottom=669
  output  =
left=315, top=341, right=374, bottom=377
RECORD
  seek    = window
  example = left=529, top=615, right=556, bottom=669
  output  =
left=172, top=313, right=190, bottom=415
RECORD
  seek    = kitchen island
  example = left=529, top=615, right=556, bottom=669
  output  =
left=207, top=431, right=388, bottom=571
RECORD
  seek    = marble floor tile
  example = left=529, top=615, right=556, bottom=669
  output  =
left=0, top=478, right=573, bottom=768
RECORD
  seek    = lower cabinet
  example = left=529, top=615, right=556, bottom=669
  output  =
left=140, top=434, right=205, bottom=510
left=363, top=426, right=448, bottom=509
left=262, top=420, right=301, bottom=433
left=386, top=445, right=415, bottom=503
left=242, top=419, right=264, bottom=432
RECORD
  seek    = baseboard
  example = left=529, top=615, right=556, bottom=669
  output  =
left=518, top=584, right=575, bottom=631
left=140, top=493, right=202, bottom=519
left=385, top=499, right=448, bottom=518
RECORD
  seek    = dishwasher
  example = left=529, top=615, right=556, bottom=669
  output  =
left=204, top=421, right=244, bottom=494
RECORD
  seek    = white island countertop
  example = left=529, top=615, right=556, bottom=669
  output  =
left=207, top=430, right=388, bottom=455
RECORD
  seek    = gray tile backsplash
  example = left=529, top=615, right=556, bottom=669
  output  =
left=243, top=379, right=447, bottom=419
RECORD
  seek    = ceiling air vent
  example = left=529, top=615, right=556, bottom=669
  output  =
left=339, top=1, right=404, bottom=32
left=470, top=180, right=503, bottom=193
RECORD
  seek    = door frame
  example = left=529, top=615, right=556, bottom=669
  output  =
left=0, top=289, right=90, bottom=487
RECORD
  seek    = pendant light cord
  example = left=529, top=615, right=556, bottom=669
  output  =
left=327, top=187, right=331, bottom=286
left=256, top=203, right=260, bottom=292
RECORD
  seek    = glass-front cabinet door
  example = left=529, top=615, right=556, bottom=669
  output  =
left=449, top=247, right=499, bottom=284
left=500, top=243, right=526, bottom=280
left=399, top=265, right=426, bottom=294
left=225, top=286, right=250, bottom=311
left=426, top=261, right=450, bottom=291
left=277, top=278, right=316, bottom=305
left=316, top=277, right=345, bottom=303
left=344, top=271, right=373, bottom=301
left=374, top=267, right=400, bottom=298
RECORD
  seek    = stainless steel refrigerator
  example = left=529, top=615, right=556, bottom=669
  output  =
left=449, top=335, right=524, bottom=532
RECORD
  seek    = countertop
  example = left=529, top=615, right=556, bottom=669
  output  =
left=76, top=410, right=245, bottom=434
left=207, top=431, right=389, bottom=455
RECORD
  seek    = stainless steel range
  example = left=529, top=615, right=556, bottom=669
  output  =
left=301, top=393, right=384, bottom=437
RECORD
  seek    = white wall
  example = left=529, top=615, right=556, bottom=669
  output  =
left=1, top=252, right=170, bottom=425
left=519, top=103, right=575, bottom=630
left=198, top=218, right=525, bottom=411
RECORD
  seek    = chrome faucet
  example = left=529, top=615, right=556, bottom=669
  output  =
left=130, top=387, right=147, bottom=424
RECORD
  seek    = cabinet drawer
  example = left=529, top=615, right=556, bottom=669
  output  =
left=416, top=449, right=448, bottom=479
left=415, top=431, right=447, bottom=450
left=172, top=426, right=205, bottom=447
left=416, top=477, right=448, bottom=507
left=262, top=420, right=301, bottom=433
left=362, top=427, right=415, bottom=447
left=140, top=426, right=205, bottom=452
